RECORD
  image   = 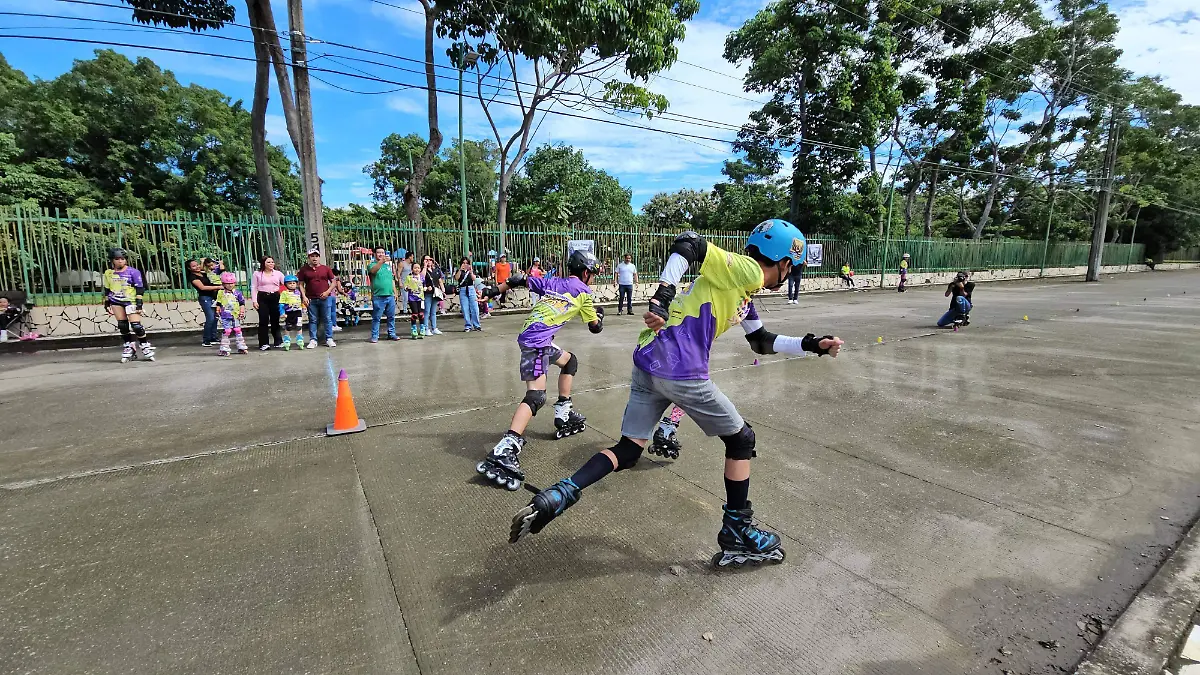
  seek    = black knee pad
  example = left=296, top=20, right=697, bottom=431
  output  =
left=560, top=352, right=579, bottom=376
left=721, top=423, right=756, bottom=460
left=117, top=319, right=132, bottom=339
left=609, top=436, right=644, bottom=471
left=130, top=322, right=146, bottom=339
left=522, top=390, right=547, bottom=416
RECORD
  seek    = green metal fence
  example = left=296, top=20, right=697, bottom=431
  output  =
left=1165, top=247, right=1200, bottom=263
left=0, top=206, right=1147, bottom=305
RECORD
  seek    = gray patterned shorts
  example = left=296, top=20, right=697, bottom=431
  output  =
left=519, top=343, right=563, bottom=381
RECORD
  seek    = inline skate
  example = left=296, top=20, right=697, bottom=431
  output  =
left=712, top=502, right=786, bottom=568
left=650, top=415, right=683, bottom=459
left=509, top=478, right=581, bottom=543
left=553, top=397, right=586, bottom=439
left=477, top=431, right=526, bottom=491
left=139, top=342, right=156, bottom=361
left=120, top=341, right=136, bottom=363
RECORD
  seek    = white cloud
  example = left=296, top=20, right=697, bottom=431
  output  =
left=386, top=93, right=426, bottom=115
left=1114, top=0, right=1200, bottom=103
left=367, top=1, right=427, bottom=36
left=265, top=114, right=290, bottom=145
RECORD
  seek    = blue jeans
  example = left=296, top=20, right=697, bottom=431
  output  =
left=938, top=296, right=972, bottom=327
left=371, top=295, right=397, bottom=339
left=459, top=286, right=480, bottom=329
left=786, top=275, right=803, bottom=300
left=618, top=284, right=633, bottom=313
left=423, top=295, right=439, bottom=333
left=198, top=295, right=218, bottom=343
left=308, top=295, right=335, bottom=341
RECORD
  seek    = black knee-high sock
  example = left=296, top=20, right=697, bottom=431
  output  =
left=569, top=453, right=614, bottom=490
left=724, top=476, right=749, bottom=511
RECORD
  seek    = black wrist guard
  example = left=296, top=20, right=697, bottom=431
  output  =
left=744, top=327, right=778, bottom=355
left=801, top=333, right=834, bottom=356
left=648, top=284, right=675, bottom=321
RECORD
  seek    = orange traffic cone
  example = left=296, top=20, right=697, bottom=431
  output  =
left=327, top=368, right=367, bottom=436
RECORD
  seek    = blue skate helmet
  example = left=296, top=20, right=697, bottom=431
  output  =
left=746, top=219, right=806, bottom=265
left=283, top=274, right=299, bottom=284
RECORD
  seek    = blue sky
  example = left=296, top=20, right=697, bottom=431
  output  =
left=0, top=0, right=1196, bottom=211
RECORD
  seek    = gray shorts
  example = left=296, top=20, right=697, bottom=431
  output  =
left=620, top=367, right=744, bottom=440
left=519, top=343, right=563, bottom=381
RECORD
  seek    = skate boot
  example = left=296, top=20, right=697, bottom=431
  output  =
left=960, top=314, right=970, bottom=327
left=510, top=478, right=581, bottom=543
left=553, top=397, right=586, bottom=439
left=140, top=342, right=156, bottom=362
left=236, top=335, right=248, bottom=354
left=120, top=341, right=136, bottom=363
left=712, top=502, right=786, bottom=568
left=476, top=431, right=526, bottom=491
left=650, top=419, right=682, bottom=459
left=282, top=336, right=291, bottom=351
left=410, top=325, right=419, bottom=340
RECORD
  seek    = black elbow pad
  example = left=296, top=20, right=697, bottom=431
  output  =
left=744, top=327, right=778, bottom=355
left=668, top=231, right=707, bottom=266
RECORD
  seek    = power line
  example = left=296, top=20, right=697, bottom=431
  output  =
left=6, top=31, right=1197, bottom=217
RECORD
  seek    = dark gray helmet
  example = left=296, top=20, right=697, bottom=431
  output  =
left=567, top=250, right=601, bottom=277
left=108, top=247, right=128, bottom=260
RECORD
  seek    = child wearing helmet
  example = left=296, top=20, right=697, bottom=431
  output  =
left=215, top=272, right=248, bottom=356
left=510, top=220, right=844, bottom=569
left=279, top=275, right=305, bottom=351
left=103, top=247, right=156, bottom=363
left=898, top=253, right=910, bottom=292
left=475, top=249, right=605, bottom=491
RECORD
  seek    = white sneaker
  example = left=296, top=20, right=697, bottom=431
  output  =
left=432, top=329, right=443, bottom=335
left=306, top=339, right=317, bottom=349
left=333, top=325, right=343, bottom=332
left=326, top=338, right=337, bottom=347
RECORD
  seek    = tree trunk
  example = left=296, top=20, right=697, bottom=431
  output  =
left=789, top=71, right=810, bottom=228
left=401, top=0, right=440, bottom=257
left=250, top=0, right=302, bottom=156
left=246, top=3, right=284, bottom=257
left=903, top=170, right=921, bottom=237
left=922, top=167, right=940, bottom=238
left=287, top=0, right=325, bottom=256
left=973, top=168, right=1002, bottom=239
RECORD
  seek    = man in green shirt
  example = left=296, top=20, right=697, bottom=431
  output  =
left=367, top=247, right=400, bottom=342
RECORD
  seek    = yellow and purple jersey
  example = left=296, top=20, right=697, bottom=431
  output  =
left=517, top=275, right=598, bottom=348
left=633, top=242, right=763, bottom=380
left=216, top=289, right=245, bottom=318
left=280, top=288, right=303, bottom=311
left=102, top=267, right=144, bottom=304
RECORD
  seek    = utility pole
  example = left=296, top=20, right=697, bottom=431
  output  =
left=288, top=0, right=325, bottom=258
left=1086, top=107, right=1120, bottom=282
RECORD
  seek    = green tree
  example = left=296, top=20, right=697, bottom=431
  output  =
left=507, top=144, right=635, bottom=233
left=641, top=188, right=716, bottom=230
left=434, top=0, right=699, bottom=240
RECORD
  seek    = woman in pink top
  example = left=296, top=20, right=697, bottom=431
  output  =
left=251, top=255, right=286, bottom=350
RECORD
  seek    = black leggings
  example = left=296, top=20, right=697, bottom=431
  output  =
left=257, top=291, right=282, bottom=346
left=408, top=300, right=424, bottom=326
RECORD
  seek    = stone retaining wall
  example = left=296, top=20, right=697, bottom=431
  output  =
left=17, top=262, right=1198, bottom=339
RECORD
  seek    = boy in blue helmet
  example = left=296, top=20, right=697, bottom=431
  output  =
left=280, top=274, right=305, bottom=350
left=510, top=220, right=844, bottom=567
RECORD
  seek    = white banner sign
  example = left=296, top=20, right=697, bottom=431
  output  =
left=805, top=243, right=824, bottom=267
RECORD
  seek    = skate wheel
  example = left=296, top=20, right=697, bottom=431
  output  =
left=476, top=461, right=489, bottom=474
left=504, top=477, right=521, bottom=491
left=485, top=469, right=498, bottom=480
left=555, top=430, right=564, bottom=439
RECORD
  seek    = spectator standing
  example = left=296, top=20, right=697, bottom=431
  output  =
left=786, top=259, right=805, bottom=304
left=616, top=253, right=638, bottom=315
left=456, top=256, right=482, bottom=332
left=251, top=255, right=285, bottom=350
left=367, top=247, right=400, bottom=342
left=186, top=259, right=222, bottom=346
left=422, top=255, right=445, bottom=335
left=898, top=253, right=910, bottom=292
left=297, top=249, right=337, bottom=348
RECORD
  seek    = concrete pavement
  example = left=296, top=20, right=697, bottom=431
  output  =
left=2, top=271, right=1198, bottom=674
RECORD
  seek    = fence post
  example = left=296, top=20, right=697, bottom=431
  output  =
left=1039, top=191, right=1056, bottom=277
left=14, top=204, right=32, bottom=294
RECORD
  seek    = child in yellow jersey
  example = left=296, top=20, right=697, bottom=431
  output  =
left=279, top=275, right=305, bottom=351
left=475, top=250, right=605, bottom=491
left=511, top=221, right=845, bottom=569
left=898, top=253, right=910, bottom=292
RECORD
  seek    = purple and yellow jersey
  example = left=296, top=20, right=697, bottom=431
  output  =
left=280, top=288, right=303, bottom=311
left=102, top=267, right=144, bottom=305
left=633, top=242, right=764, bottom=381
left=216, top=289, right=245, bottom=318
left=516, top=275, right=599, bottom=349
